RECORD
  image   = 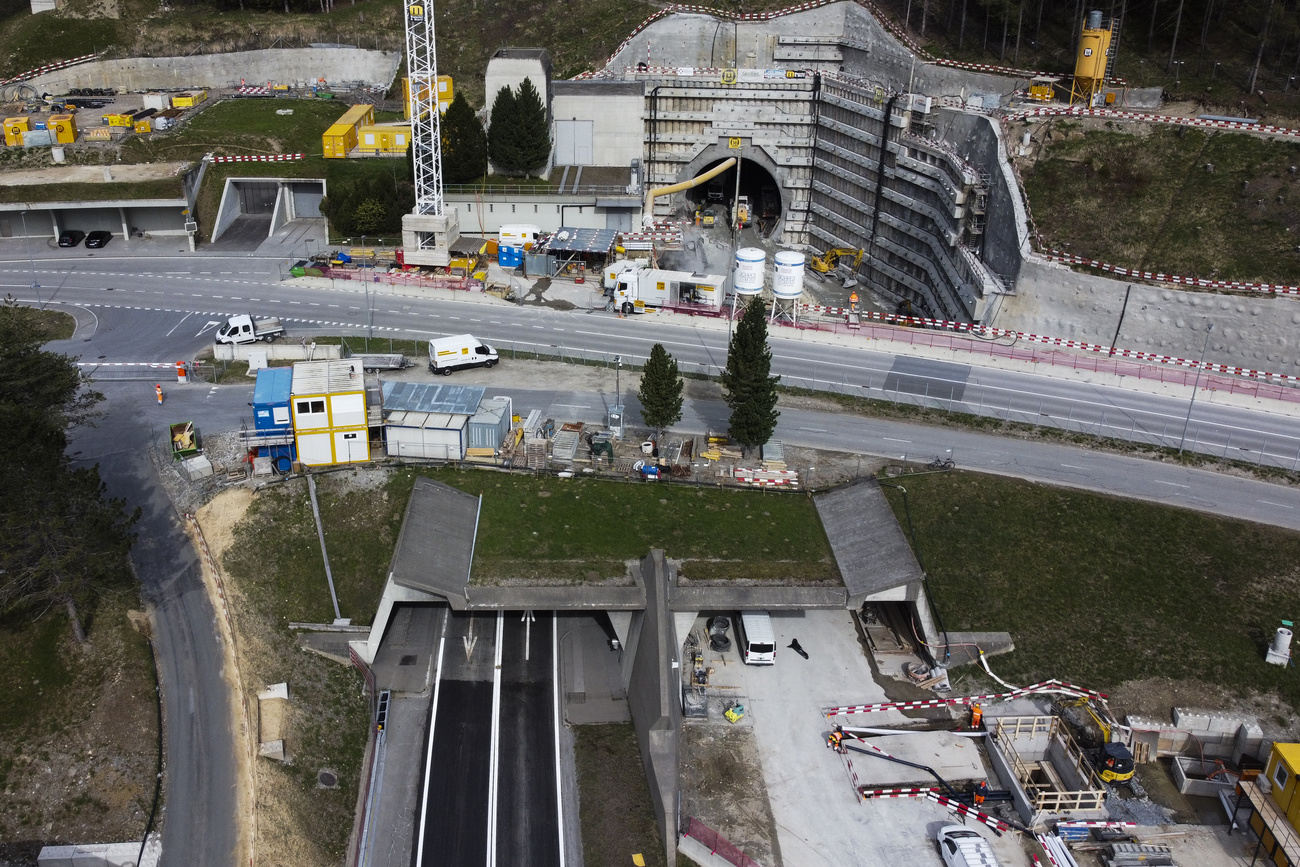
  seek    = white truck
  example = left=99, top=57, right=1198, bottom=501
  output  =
left=603, top=261, right=725, bottom=314
left=428, top=334, right=499, bottom=375
left=214, top=314, right=285, bottom=345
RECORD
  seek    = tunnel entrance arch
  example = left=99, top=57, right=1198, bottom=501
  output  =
left=678, top=148, right=787, bottom=240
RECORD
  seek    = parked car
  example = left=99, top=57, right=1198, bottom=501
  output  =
left=85, top=230, right=112, bottom=248
left=57, top=229, right=85, bottom=247
left=937, top=825, right=1002, bottom=867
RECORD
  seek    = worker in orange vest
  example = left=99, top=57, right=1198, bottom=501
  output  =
left=155, top=383, right=164, bottom=405
left=827, top=729, right=843, bottom=752
left=973, top=780, right=988, bottom=807
left=970, top=703, right=983, bottom=729
left=848, top=291, right=859, bottom=309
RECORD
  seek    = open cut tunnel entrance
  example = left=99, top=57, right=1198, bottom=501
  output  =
left=687, top=157, right=782, bottom=239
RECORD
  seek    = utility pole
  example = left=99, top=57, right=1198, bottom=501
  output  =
left=1177, top=322, right=1214, bottom=455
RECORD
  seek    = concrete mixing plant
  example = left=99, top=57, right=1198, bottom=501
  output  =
left=1070, top=10, right=1118, bottom=106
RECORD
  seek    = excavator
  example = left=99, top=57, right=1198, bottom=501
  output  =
left=1055, top=697, right=1138, bottom=787
left=809, top=247, right=864, bottom=275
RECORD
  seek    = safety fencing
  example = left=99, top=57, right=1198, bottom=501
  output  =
left=682, top=817, right=763, bottom=867
left=212, top=153, right=305, bottom=163
left=0, top=52, right=101, bottom=85
left=76, top=361, right=184, bottom=382
left=1013, top=104, right=1300, bottom=140
left=1040, top=249, right=1300, bottom=296
left=826, top=679, right=1107, bottom=717
left=313, top=265, right=482, bottom=293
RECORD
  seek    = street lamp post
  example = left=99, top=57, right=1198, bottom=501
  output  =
left=19, top=209, right=41, bottom=308
left=1177, top=322, right=1214, bottom=455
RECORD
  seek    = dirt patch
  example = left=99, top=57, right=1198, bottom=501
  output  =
left=680, top=723, right=781, bottom=867
left=0, top=590, right=159, bottom=866
left=0, top=162, right=190, bottom=187
left=1109, top=676, right=1300, bottom=741
left=198, top=486, right=371, bottom=867
left=572, top=724, right=668, bottom=867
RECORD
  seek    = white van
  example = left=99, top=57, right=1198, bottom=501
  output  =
left=937, top=825, right=1001, bottom=867
left=498, top=224, right=542, bottom=251
left=736, top=611, right=776, bottom=665
left=428, top=333, right=499, bottom=375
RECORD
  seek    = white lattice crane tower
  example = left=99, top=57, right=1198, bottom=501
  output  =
left=399, top=0, right=459, bottom=267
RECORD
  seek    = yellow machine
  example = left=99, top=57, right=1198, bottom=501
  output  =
left=1057, top=698, right=1135, bottom=784
left=1070, top=11, right=1115, bottom=106
left=810, top=247, right=863, bottom=275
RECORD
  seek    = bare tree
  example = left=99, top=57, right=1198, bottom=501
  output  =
left=1148, top=0, right=1161, bottom=53
left=1247, top=0, right=1278, bottom=94
left=1167, top=0, right=1186, bottom=70
left=959, top=0, right=969, bottom=50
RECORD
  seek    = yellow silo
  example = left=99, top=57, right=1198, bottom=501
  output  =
left=1070, top=10, right=1114, bottom=105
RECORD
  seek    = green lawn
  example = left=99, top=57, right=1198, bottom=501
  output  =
left=389, top=467, right=838, bottom=584
left=1023, top=124, right=1300, bottom=283
left=881, top=471, right=1300, bottom=708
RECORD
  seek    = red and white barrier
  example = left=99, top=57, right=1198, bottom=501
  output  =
left=1, top=52, right=100, bottom=85
left=1013, top=104, right=1300, bottom=140
left=1042, top=249, right=1300, bottom=296
left=212, top=153, right=306, bottom=163
left=858, top=786, right=940, bottom=798
left=826, top=679, right=1107, bottom=717
left=928, top=792, right=1010, bottom=834
left=235, top=86, right=271, bottom=96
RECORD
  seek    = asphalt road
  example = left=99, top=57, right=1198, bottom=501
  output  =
left=9, top=239, right=1300, bottom=862
left=65, top=382, right=237, bottom=867
left=417, top=611, right=561, bottom=867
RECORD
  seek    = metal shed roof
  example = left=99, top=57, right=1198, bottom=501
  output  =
left=384, top=410, right=469, bottom=430
left=290, top=359, right=364, bottom=395
left=253, top=366, right=292, bottom=405
left=381, top=381, right=485, bottom=415
left=544, top=226, right=617, bottom=254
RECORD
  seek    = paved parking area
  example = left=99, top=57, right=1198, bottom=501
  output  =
left=713, top=608, right=1029, bottom=867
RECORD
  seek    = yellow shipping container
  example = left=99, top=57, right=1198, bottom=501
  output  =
left=107, top=113, right=134, bottom=128
left=4, top=116, right=30, bottom=146
left=322, top=122, right=358, bottom=159
left=402, top=75, right=453, bottom=119
left=49, top=114, right=77, bottom=143
left=134, top=120, right=152, bottom=134
left=172, top=90, right=208, bottom=108
left=334, top=104, right=374, bottom=130
left=356, top=123, right=410, bottom=156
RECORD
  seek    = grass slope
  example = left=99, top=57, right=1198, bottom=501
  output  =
left=881, top=471, right=1300, bottom=708
left=386, top=467, right=837, bottom=584
left=573, top=724, right=667, bottom=867
left=1023, top=124, right=1300, bottom=282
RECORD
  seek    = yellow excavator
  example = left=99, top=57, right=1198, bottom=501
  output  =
left=809, top=247, right=864, bottom=275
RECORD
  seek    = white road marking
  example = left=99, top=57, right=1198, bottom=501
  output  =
left=486, top=610, right=505, bottom=867
left=414, top=610, right=450, bottom=867
left=882, top=437, right=911, bottom=444
left=1153, top=480, right=1189, bottom=488
left=1061, top=464, right=1087, bottom=470
left=1259, top=500, right=1296, bottom=509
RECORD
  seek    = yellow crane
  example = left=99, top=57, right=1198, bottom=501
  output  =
left=809, top=247, right=863, bottom=275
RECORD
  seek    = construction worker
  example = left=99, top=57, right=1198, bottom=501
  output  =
left=970, top=703, right=983, bottom=729
left=848, top=290, right=859, bottom=310
left=155, top=383, right=164, bottom=405
left=973, top=780, right=988, bottom=807
left=827, top=728, right=845, bottom=753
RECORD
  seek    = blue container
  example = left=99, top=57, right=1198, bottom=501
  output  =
left=498, top=245, right=523, bottom=268
left=252, top=367, right=297, bottom=461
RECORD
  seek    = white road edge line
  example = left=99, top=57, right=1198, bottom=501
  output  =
left=552, top=612, right=566, bottom=867
left=414, top=607, right=450, bottom=867
left=486, top=610, right=505, bottom=867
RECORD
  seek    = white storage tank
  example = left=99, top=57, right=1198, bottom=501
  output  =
left=734, top=247, right=766, bottom=295
left=772, top=250, right=805, bottom=299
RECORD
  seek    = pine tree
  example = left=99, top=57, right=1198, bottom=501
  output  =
left=441, top=92, right=487, bottom=184
left=487, top=85, right=520, bottom=175
left=514, top=77, right=550, bottom=176
left=720, top=298, right=780, bottom=453
left=637, top=343, right=684, bottom=437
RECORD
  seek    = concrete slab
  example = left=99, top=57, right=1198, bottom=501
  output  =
left=848, top=732, right=987, bottom=788
left=559, top=612, right=630, bottom=724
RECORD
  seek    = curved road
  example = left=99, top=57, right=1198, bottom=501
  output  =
left=8, top=241, right=1300, bottom=862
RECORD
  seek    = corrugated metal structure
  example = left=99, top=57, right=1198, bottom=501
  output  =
left=468, top=396, right=512, bottom=454
left=380, top=381, right=486, bottom=461
left=290, top=359, right=369, bottom=466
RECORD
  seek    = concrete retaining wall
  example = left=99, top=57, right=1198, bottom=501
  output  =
left=24, top=47, right=401, bottom=93
left=996, top=257, right=1300, bottom=377
left=626, top=550, right=681, bottom=867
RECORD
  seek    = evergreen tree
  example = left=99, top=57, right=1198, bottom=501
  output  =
left=637, top=343, right=684, bottom=437
left=487, top=85, right=520, bottom=174
left=0, top=299, right=138, bottom=642
left=719, top=298, right=780, bottom=453
left=441, top=92, right=487, bottom=184
left=514, top=77, right=550, bottom=176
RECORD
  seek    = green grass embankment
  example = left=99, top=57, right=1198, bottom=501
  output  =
left=882, top=471, right=1300, bottom=708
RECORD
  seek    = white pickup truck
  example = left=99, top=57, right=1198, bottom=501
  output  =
left=214, top=314, right=285, bottom=345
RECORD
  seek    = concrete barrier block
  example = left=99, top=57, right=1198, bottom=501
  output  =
left=1173, top=708, right=1211, bottom=731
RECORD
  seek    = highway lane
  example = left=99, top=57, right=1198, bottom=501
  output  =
left=7, top=258, right=1300, bottom=470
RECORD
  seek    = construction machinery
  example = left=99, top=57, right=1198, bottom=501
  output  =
left=809, top=247, right=863, bottom=275
left=1055, top=697, right=1137, bottom=785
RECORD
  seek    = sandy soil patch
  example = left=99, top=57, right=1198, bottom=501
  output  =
left=0, top=162, right=190, bottom=186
